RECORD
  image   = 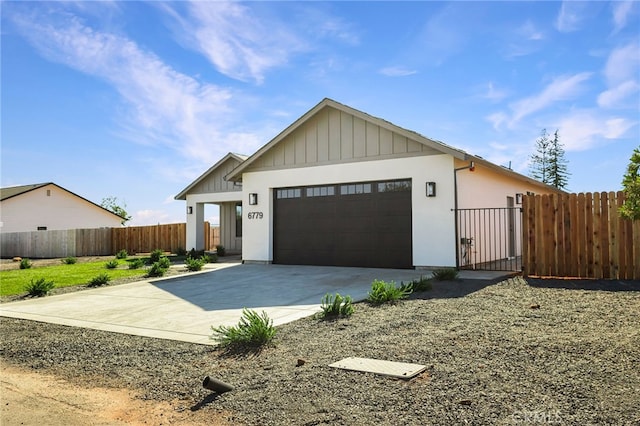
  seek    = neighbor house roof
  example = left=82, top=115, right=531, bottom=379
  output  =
left=0, top=182, right=124, bottom=219
left=224, top=98, right=561, bottom=192
left=174, top=152, right=248, bottom=200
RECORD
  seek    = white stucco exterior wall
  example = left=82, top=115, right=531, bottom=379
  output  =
left=241, top=154, right=458, bottom=268
left=0, top=185, right=122, bottom=233
left=455, top=159, right=553, bottom=208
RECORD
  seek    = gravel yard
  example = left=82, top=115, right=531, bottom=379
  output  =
left=1, top=276, right=639, bottom=425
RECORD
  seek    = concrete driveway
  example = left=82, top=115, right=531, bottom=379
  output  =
left=0, top=261, right=506, bottom=345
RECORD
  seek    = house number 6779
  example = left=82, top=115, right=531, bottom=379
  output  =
left=247, top=212, right=263, bottom=219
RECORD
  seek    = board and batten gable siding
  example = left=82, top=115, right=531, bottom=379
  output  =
left=188, top=157, right=243, bottom=195
left=248, top=106, right=440, bottom=172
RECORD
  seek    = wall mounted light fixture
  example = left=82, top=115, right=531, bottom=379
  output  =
left=515, top=193, right=523, bottom=204
left=426, top=182, right=436, bottom=197
left=187, top=206, right=193, bottom=214
left=249, top=193, right=258, bottom=205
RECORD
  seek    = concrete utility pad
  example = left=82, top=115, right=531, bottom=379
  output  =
left=0, top=263, right=426, bottom=345
left=329, top=357, right=427, bottom=379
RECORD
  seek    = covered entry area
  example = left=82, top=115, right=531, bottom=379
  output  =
left=273, top=179, right=413, bottom=269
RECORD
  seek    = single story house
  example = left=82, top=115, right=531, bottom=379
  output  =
left=0, top=182, right=123, bottom=233
left=176, top=98, right=560, bottom=269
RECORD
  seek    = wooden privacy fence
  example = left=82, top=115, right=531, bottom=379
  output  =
left=1, top=223, right=219, bottom=258
left=0, top=229, right=111, bottom=258
left=522, top=191, right=640, bottom=279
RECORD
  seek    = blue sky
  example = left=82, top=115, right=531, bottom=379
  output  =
left=2, top=1, right=639, bottom=226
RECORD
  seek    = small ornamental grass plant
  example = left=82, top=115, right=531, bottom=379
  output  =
left=105, top=259, right=119, bottom=269
left=367, top=279, right=412, bottom=304
left=88, top=273, right=111, bottom=287
left=19, top=258, right=32, bottom=269
left=211, top=308, right=276, bottom=349
left=128, top=258, right=145, bottom=269
left=319, top=293, right=354, bottom=319
left=431, top=268, right=459, bottom=281
left=115, top=249, right=128, bottom=260
left=400, top=275, right=433, bottom=293
left=62, top=257, right=77, bottom=265
left=25, top=277, right=55, bottom=297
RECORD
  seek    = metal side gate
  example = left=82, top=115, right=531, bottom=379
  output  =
left=455, top=207, right=523, bottom=271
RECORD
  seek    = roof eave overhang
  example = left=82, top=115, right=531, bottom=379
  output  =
left=175, top=153, right=247, bottom=200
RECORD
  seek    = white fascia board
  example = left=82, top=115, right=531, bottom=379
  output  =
left=185, top=192, right=243, bottom=204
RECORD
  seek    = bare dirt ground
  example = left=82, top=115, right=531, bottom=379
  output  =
left=1, top=363, right=231, bottom=426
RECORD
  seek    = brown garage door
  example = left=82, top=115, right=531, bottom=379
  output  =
left=274, top=179, right=412, bottom=269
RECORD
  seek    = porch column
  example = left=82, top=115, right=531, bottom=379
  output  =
left=186, top=201, right=205, bottom=251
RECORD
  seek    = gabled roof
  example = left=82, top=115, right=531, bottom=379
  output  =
left=174, top=152, right=248, bottom=200
left=226, top=98, right=470, bottom=182
left=0, top=183, right=51, bottom=201
left=0, top=182, right=125, bottom=219
left=223, top=98, right=562, bottom=192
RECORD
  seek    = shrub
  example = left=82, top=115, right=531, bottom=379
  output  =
left=105, top=259, right=119, bottom=269
left=62, top=256, right=77, bottom=265
left=88, top=273, right=111, bottom=287
left=157, top=256, right=171, bottom=269
left=19, top=258, right=32, bottom=269
left=149, top=249, right=165, bottom=264
left=147, top=262, right=168, bottom=277
left=116, top=249, right=128, bottom=259
left=367, top=279, right=412, bottom=304
left=176, top=247, right=187, bottom=256
left=185, top=256, right=205, bottom=271
left=211, top=308, right=276, bottom=348
left=25, top=277, right=55, bottom=297
left=319, top=293, right=354, bottom=318
left=128, top=258, right=145, bottom=269
left=432, top=268, right=459, bottom=281
left=216, top=245, right=226, bottom=256
left=206, top=253, right=218, bottom=263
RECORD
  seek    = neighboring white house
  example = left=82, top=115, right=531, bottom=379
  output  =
left=0, top=182, right=123, bottom=233
left=176, top=98, right=561, bottom=269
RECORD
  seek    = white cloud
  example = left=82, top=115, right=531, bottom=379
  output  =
left=379, top=66, right=418, bottom=77
left=598, top=42, right=640, bottom=108
left=10, top=8, right=252, bottom=166
left=486, top=112, right=508, bottom=131
left=555, top=1, right=586, bottom=33
left=598, top=80, right=640, bottom=108
left=519, top=20, right=544, bottom=41
left=132, top=209, right=177, bottom=226
left=603, top=42, right=640, bottom=85
left=553, top=110, right=638, bottom=151
left=510, top=73, right=592, bottom=123
left=612, top=1, right=636, bottom=33
left=166, top=2, right=306, bottom=84
left=484, top=82, right=509, bottom=102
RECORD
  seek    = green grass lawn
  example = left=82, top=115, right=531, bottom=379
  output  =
left=0, top=260, right=149, bottom=297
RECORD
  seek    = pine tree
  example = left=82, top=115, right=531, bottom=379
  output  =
left=529, top=129, right=551, bottom=183
left=529, top=129, right=570, bottom=190
left=547, top=130, right=570, bottom=190
left=619, top=146, right=640, bottom=221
